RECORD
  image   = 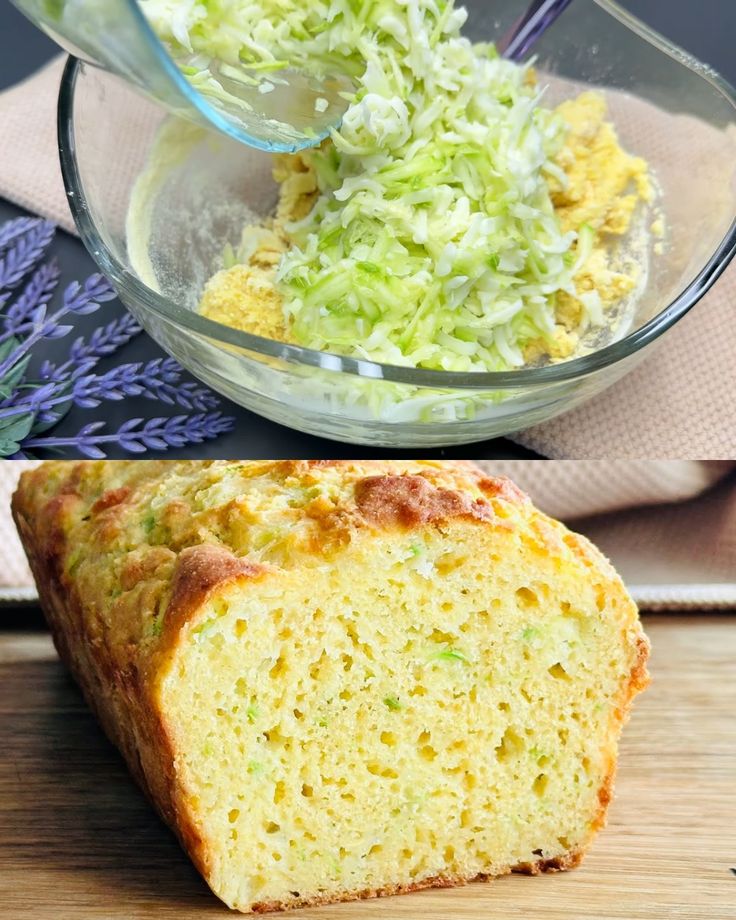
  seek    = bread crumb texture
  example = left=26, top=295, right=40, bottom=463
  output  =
left=13, top=460, right=649, bottom=913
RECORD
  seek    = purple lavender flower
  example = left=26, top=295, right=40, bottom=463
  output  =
left=0, top=270, right=117, bottom=379
left=2, top=261, right=60, bottom=339
left=22, top=413, right=235, bottom=459
left=0, top=220, right=55, bottom=295
left=0, top=217, right=40, bottom=251
left=0, top=217, right=234, bottom=458
left=40, top=313, right=143, bottom=382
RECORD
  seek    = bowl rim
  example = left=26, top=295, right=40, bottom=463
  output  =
left=57, top=0, right=736, bottom=392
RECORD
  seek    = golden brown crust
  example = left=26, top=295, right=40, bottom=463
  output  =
left=476, top=475, right=529, bottom=504
left=355, top=474, right=496, bottom=529
left=596, top=768, right=615, bottom=812
left=629, top=633, right=652, bottom=693
left=90, top=485, right=132, bottom=515
left=120, top=546, right=177, bottom=592
left=249, top=849, right=586, bottom=913
left=513, top=849, right=585, bottom=876
left=12, top=481, right=205, bottom=879
left=163, top=544, right=268, bottom=636
left=36, top=492, right=84, bottom=565
left=584, top=628, right=651, bottom=844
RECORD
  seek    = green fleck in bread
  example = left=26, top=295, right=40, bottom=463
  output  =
left=13, top=460, right=649, bottom=913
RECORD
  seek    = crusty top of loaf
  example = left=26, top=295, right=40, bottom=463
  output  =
left=12, top=460, right=621, bottom=681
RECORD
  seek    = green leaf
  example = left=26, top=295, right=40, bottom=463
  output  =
left=0, top=411, right=35, bottom=444
left=0, top=438, right=21, bottom=457
left=0, top=355, right=32, bottom=398
left=0, top=337, right=20, bottom=363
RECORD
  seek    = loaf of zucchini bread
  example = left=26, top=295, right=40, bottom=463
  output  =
left=13, top=460, right=649, bottom=913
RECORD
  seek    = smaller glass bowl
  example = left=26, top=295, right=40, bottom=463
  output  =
left=58, top=0, right=736, bottom=448
left=11, top=0, right=345, bottom=151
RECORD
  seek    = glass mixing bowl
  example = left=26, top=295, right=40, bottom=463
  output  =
left=58, top=0, right=736, bottom=448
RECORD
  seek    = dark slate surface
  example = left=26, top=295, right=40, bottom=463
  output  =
left=0, top=0, right=732, bottom=459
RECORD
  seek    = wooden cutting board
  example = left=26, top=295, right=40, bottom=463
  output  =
left=0, top=615, right=734, bottom=920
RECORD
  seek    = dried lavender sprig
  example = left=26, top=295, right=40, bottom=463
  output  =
left=0, top=220, right=55, bottom=293
left=70, top=312, right=142, bottom=361
left=22, top=413, right=235, bottom=459
left=71, top=357, right=221, bottom=411
left=63, top=273, right=116, bottom=313
left=0, top=380, right=68, bottom=420
left=0, top=273, right=116, bottom=380
left=1, top=260, right=61, bottom=340
left=0, top=217, right=40, bottom=252
left=0, top=355, right=220, bottom=422
left=0, top=215, right=234, bottom=458
left=40, top=312, right=143, bottom=382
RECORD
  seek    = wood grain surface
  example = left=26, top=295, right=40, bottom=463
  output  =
left=0, top=615, right=734, bottom=919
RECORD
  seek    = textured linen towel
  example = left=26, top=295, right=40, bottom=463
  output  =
left=0, top=58, right=76, bottom=234
left=1, top=460, right=735, bottom=609
left=0, top=59, right=735, bottom=457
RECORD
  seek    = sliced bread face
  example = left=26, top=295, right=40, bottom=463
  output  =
left=13, top=461, right=649, bottom=913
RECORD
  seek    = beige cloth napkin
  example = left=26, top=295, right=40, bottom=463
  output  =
left=1, top=59, right=736, bottom=457
left=0, top=58, right=76, bottom=234
left=2, top=460, right=735, bottom=609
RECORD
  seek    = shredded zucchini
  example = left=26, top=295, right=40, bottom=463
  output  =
left=141, top=1, right=602, bottom=371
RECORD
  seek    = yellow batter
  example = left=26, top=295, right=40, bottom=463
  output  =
left=200, top=92, right=653, bottom=362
